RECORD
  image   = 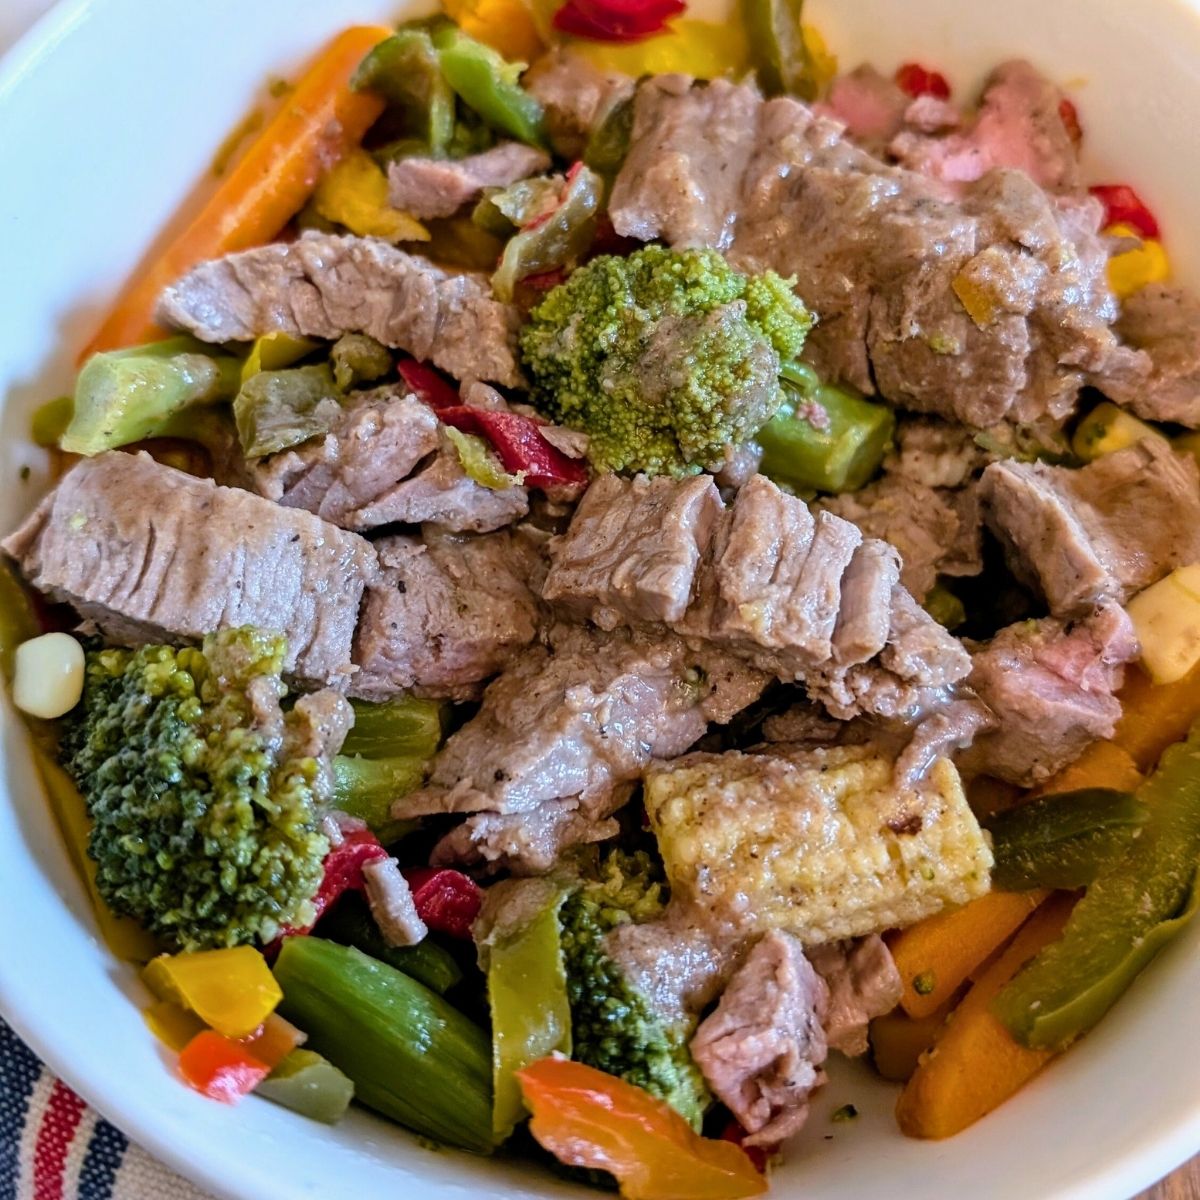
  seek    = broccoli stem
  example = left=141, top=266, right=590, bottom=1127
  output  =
left=757, top=374, right=895, bottom=494
left=331, top=754, right=426, bottom=843
left=342, top=696, right=447, bottom=759
left=62, top=337, right=241, bottom=455
left=274, top=937, right=497, bottom=1153
left=317, top=894, right=463, bottom=994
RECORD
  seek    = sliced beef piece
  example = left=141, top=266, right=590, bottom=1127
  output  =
left=387, top=142, right=551, bottom=219
left=807, top=935, right=903, bottom=1057
left=2, top=452, right=376, bottom=689
left=351, top=430, right=529, bottom=533
left=820, top=64, right=959, bottom=153
left=885, top=417, right=985, bottom=489
left=249, top=386, right=440, bottom=528
left=895, top=697, right=996, bottom=785
left=157, top=232, right=524, bottom=387
left=819, top=476, right=963, bottom=599
left=351, top=529, right=542, bottom=701
left=362, top=858, right=427, bottom=947
left=891, top=60, right=1081, bottom=192
left=690, top=930, right=828, bottom=1147
left=402, top=625, right=767, bottom=872
left=1102, top=284, right=1200, bottom=426
left=542, top=473, right=722, bottom=628
left=959, top=601, right=1138, bottom=785
left=980, top=440, right=1200, bottom=617
left=522, top=46, right=635, bottom=159
left=610, top=77, right=1125, bottom=427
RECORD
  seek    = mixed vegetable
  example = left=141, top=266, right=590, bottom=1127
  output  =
left=5, top=0, right=1200, bottom=1195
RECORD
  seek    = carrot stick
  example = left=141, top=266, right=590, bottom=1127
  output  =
left=1112, top=660, right=1200, bottom=772
left=895, top=893, right=1075, bottom=1138
left=1029, top=738, right=1143, bottom=799
left=889, top=889, right=1047, bottom=1019
left=869, top=1000, right=956, bottom=1083
left=81, top=25, right=391, bottom=358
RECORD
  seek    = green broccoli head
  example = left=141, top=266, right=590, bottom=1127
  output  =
left=61, top=628, right=333, bottom=951
left=519, top=245, right=813, bottom=478
left=559, top=850, right=710, bottom=1129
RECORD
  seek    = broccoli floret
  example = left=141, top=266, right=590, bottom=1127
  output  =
left=559, top=850, right=710, bottom=1129
left=519, top=245, right=813, bottom=477
left=61, top=628, right=334, bottom=951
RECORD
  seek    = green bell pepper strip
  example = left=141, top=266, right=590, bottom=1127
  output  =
left=233, top=363, right=343, bottom=459
left=316, top=895, right=462, bottom=994
left=923, top=583, right=966, bottom=630
left=0, top=561, right=41, bottom=688
left=30, top=396, right=73, bottom=448
left=484, top=882, right=572, bottom=1139
left=985, top=788, right=1147, bottom=893
left=994, top=723, right=1200, bottom=1050
left=432, top=26, right=547, bottom=149
left=330, top=334, right=392, bottom=391
left=331, top=754, right=427, bottom=843
left=274, top=937, right=496, bottom=1153
left=740, top=0, right=819, bottom=99
left=352, top=29, right=455, bottom=157
left=757, top=371, right=895, bottom=494
left=256, top=1049, right=355, bottom=1124
left=63, top=338, right=241, bottom=456
left=583, top=95, right=634, bottom=179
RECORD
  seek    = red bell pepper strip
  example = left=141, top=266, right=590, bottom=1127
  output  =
left=1058, top=97, right=1083, bottom=146
left=523, top=268, right=570, bottom=292
left=552, top=0, right=685, bottom=43
left=178, top=1031, right=271, bottom=1104
left=517, top=1057, right=767, bottom=1199
left=437, top=406, right=589, bottom=490
left=397, top=359, right=460, bottom=411
left=402, top=867, right=483, bottom=939
left=1090, top=183, right=1160, bottom=240
left=895, top=62, right=951, bottom=100
left=241, top=1013, right=307, bottom=1071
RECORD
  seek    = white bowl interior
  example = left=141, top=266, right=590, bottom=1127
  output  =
left=3, top=1, right=1200, bottom=1197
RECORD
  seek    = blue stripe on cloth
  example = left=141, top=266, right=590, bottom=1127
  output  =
left=78, top=1116, right=128, bottom=1200
left=0, top=1018, right=44, bottom=1200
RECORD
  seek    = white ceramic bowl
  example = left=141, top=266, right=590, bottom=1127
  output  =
left=4, top=1, right=1200, bottom=1196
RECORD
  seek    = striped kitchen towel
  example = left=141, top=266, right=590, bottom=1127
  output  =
left=0, top=1019, right=211, bottom=1200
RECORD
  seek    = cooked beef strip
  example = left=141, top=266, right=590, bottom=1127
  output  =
left=249, top=386, right=440, bottom=528
left=1101, top=284, right=1200, bottom=426
left=399, top=623, right=767, bottom=871
left=157, top=232, right=524, bottom=387
left=609, top=77, right=1129, bottom=427
left=386, top=142, right=552, bottom=220
left=980, top=440, right=1200, bottom=617
left=890, top=60, right=1082, bottom=193
left=2, top=452, right=376, bottom=689
left=362, top=858, right=428, bottom=948
left=884, top=416, right=986, bottom=489
left=351, top=528, right=542, bottom=701
left=522, top=46, right=635, bottom=159
left=543, top=474, right=969, bottom=721
left=807, top=935, right=903, bottom=1057
left=690, top=930, right=829, bottom=1147
left=350, top=429, right=529, bottom=533
left=959, top=601, right=1138, bottom=785
left=542, top=473, right=724, bottom=627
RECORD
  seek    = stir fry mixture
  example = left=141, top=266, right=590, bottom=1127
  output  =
left=7, top=0, right=1200, bottom=1192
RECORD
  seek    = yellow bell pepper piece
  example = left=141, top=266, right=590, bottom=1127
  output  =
left=143, top=999, right=206, bottom=1052
left=802, top=25, right=837, bottom=94
left=1106, top=222, right=1169, bottom=299
left=570, top=19, right=750, bottom=79
left=241, top=332, right=320, bottom=383
left=444, top=0, right=545, bottom=63
left=143, top=946, right=282, bottom=1039
left=313, top=149, right=429, bottom=244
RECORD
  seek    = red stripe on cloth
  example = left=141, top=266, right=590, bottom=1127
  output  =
left=32, top=1079, right=86, bottom=1200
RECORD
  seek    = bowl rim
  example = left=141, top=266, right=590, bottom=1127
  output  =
left=2, top=2, right=1200, bottom=1198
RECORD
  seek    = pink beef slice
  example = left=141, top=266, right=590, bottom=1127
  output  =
left=1100, top=284, right=1200, bottom=427
left=395, top=623, right=768, bottom=873
left=250, top=387, right=528, bottom=534
left=959, top=601, right=1139, bottom=786
left=156, top=232, right=524, bottom=387
left=819, top=64, right=960, bottom=153
left=979, top=440, right=1200, bottom=618
left=387, top=142, right=552, bottom=219
left=2, top=452, right=377, bottom=689
left=608, top=75, right=1127, bottom=427
left=807, top=935, right=903, bottom=1057
left=890, top=60, right=1082, bottom=192
left=691, top=930, right=829, bottom=1147
left=351, top=528, right=543, bottom=701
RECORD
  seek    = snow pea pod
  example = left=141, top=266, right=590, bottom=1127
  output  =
left=994, top=724, right=1200, bottom=1050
